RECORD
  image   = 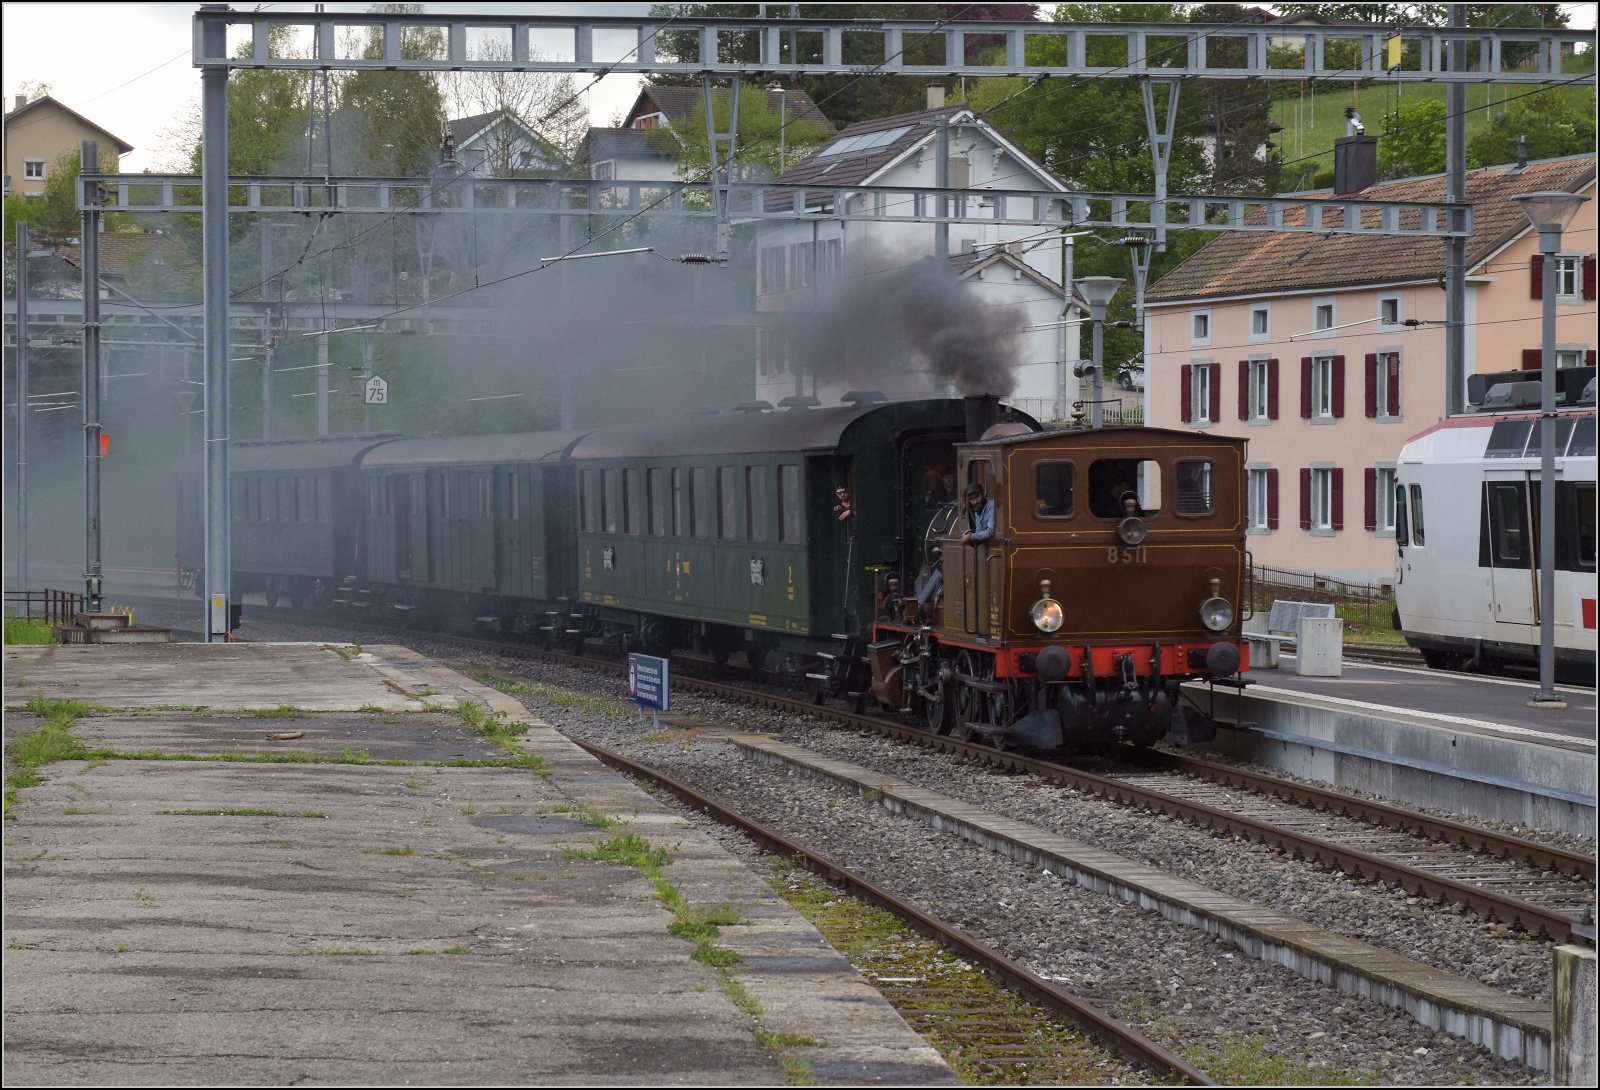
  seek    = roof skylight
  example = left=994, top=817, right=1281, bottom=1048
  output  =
left=817, top=126, right=912, bottom=158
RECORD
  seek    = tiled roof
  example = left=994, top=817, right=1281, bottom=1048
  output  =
left=584, top=127, right=676, bottom=161
left=445, top=110, right=499, bottom=146
left=774, top=105, right=967, bottom=188
left=1147, top=155, right=1598, bottom=303
left=3, top=94, right=134, bottom=154
left=948, top=246, right=1063, bottom=295
left=626, top=84, right=834, bottom=134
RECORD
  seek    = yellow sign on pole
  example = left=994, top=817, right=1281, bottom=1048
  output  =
left=1387, top=35, right=1403, bottom=69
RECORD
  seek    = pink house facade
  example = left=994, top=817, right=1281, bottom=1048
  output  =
left=1146, top=155, right=1597, bottom=585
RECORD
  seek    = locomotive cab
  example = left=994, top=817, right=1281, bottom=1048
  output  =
left=872, top=426, right=1249, bottom=750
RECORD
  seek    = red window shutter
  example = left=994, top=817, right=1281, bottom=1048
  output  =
left=1331, top=355, right=1346, bottom=418
left=1530, top=253, right=1544, bottom=299
left=1521, top=348, right=1543, bottom=371
left=1238, top=360, right=1250, bottom=421
left=1363, top=353, right=1379, bottom=418
left=1208, top=363, right=1222, bottom=424
left=1299, top=468, right=1312, bottom=530
left=1387, top=356, right=1401, bottom=415
left=1180, top=364, right=1192, bottom=422
left=1364, top=467, right=1377, bottom=531
left=1266, top=468, right=1279, bottom=529
left=1585, top=255, right=1597, bottom=301
left=1588, top=350, right=1597, bottom=368
left=1331, top=468, right=1345, bottom=531
left=1267, top=359, right=1280, bottom=419
left=1300, top=357, right=1313, bottom=418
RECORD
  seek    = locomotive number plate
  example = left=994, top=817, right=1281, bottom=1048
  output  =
left=1106, top=546, right=1148, bottom=564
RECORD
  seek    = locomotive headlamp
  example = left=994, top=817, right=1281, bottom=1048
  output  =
left=1199, top=577, right=1234, bottom=632
left=1117, top=516, right=1147, bottom=546
left=1031, top=578, right=1065, bottom=634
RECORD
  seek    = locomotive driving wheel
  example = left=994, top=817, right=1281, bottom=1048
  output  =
left=951, top=650, right=984, bottom=742
left=921, top=659, right=954, bottom=734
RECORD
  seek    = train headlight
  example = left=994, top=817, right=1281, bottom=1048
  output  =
left=1031, top=578, right=1064, bottom=633
left=1117, top=517, right=1147, bottom=546
left=1199, top=577, right=1234, bottom=632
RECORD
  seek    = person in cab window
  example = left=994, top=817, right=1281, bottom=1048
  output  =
left=962, top=483, right=994, bottom=546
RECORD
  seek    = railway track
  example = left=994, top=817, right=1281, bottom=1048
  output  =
left=573, top=737, right=1213, bottom=1086
left=109, top=598, right=1599, bottom=943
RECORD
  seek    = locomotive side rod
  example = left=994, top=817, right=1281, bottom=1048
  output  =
left=570, top=737, right=1217, bottom=1086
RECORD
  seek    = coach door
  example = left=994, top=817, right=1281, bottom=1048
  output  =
left=1484, top=475, right=1536, bottom=625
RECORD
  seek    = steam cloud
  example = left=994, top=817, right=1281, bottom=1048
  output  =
left=791, top=251, right=1023, bottom=397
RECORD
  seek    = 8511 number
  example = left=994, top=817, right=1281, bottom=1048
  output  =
left=1106, top=546, right=1148, bottom=564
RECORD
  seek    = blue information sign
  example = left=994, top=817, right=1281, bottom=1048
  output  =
left=627, top=653, right=670, bottom=713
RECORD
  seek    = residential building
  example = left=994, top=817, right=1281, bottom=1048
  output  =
left=583, top=126, right=680, bottom=182
left=1145, top=154, right=1597, bottom=585
left=754, top=100, right=1081, bottom=415
left=445, top=110, right=565, bottom=177
left=4, top=93, right=131, bottom=197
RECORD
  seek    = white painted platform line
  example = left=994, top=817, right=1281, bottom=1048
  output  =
left=1248, top=684, right=1598, bottom=749
left=1284, top=652, right=1593, bottom=696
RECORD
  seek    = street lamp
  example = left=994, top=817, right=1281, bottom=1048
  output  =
left=1513, top=189, right=1589, bottom=708
left=1077, top=276, right=1123, bottom=428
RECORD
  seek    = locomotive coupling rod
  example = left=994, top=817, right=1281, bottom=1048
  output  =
left=571, top=737, right=1217, bottom=1086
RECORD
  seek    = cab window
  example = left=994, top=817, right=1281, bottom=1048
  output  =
left=1394, top=484, right=1409, bottom=547
left=1089, top=458, right=1162, bottom=518
left=1034, top=463, right=1074, bottom=518
left=1175, top=460, right=1213, bottom=517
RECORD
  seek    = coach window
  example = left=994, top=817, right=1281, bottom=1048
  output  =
left=647, top=469, right=665, bottom=535
left=507, top=472, right=519, bottom=521
left=601, top=469, right=618, bottom=533
left=1088, top=458, right=1161, bottom=518
left=778, top=465, right=802, bottom=543
left=302, top=477, right=317, bottom=522
left=1577, top=484, right=1597, bottom=569
left=623, top=468, right=642, bottom=534
left=318, top=477, right=332, bottom=522
left=279, top=478, right=295, bottom=522
left=1394, top=484, right=1409, bottom=547
left=476, top=476, right=492, bottom=520
left=691, top=467, right=711, bottom=538
left=670, top=468, right=685, bottom=536
left=578, top=470, right=595, bottom=532
left=1034, top=463, right=1074, bottom=518
left=746, top=466, right=769, bottom=542
left=718, top=468, right=739, bottom=540
left=1175, top=460, right=1214, bottom=517
left=1489, top=483, right=1526, bottom=563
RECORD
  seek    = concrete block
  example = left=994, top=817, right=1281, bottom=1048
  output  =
left=1297, top=617, right=1344, bottom=677
left=1242, top=615, right=1279, bottom=669
left=1554, top=944, right=1597, bottom=1086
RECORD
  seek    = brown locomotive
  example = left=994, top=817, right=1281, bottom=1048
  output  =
left=868, top=425, right=1249, bottom=749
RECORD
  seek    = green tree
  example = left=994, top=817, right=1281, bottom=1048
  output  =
left=1377, top=95, right=1446, bottom=178
left=340, top=11, right=446, bottom=176
left=671, top=82, right=832, bottom=181
left=1469, top=88, right=1597, bottom=166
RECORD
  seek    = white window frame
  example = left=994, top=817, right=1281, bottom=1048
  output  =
left=1375, top=464, right=1397, bottom=536
left=758, top=246, right=787, bottom=295
left=1250, top=357, right=1271, bottom=421
left=1311, top=355, right=1335, bottom=419
left=1555, top=347, right=1586, bottom=369
left=1553, top=252, right=1584, bottom=304
left=1377, top=292, right=1402, bottom=331
left=23, top=158, right=46, bottom=180
left=1190, top=308, right=1212, bottom=347
left=1192, top=362, right=1213, bottom=425
left=1313, top=296, right=1336, bottom=337
left=1248, top=303, right=1271, bottom=343
left=1375, top=348, right=1402, bottom=419
left=591, top=159, right=615, bottom=180
left=1311, top=466, right=1334, bottom=532
left=1248, top=465, right=1271, bottom=533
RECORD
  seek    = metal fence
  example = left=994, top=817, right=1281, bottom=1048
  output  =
left=4, top=589, right=86, bottom=625
left=1252, top=564, right=1392, bottom=600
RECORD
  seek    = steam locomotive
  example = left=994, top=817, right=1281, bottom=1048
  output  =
left=177, top=395, right=1248, bottom=749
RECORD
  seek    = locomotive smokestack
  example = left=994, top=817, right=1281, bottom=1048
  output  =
left=964, top=394, right=999, bottom=442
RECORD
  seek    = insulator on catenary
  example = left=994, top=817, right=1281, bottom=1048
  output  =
left=678, top=254, right=714, bottom=264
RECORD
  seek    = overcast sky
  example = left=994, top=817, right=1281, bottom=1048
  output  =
left=3, top=2, right=1594, bottom=174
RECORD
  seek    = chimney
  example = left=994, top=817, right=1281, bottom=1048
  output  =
left=926, top=84, right=945, bottom=110
left=1516, top=133, right=1528, bottom=169
left=963, top=394, right=999, bottom=442
left=1332, top=134, right=1377, bottom=195
left=14, top=93, right=25, bottom=111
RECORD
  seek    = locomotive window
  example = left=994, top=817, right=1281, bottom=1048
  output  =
left=1409, top=484, right=1425, bottom=545
left=1175, top=460, right=1213, bottom=517
left=1394, top=484, right=1409, bottom=547
left=691, top=467, right=710, bottom=538
left=966, top=459, right=990, bottom=490
left=1492, top=484, right=1525, bottom=561
left=623, top=469, right=641, bottom=535
left=1577, top=484, right=1597, bottom=569
left=1088, top=459, right=1162, bottom=518
left=1034, top=463, right=1074, bottom=518
left=601, top=469, right=618, bottom=533
left=778, top=465, right=802, bottom=543
left=718, top=468, right=739, bottom=540
left=746, top=466, right=768, bottom=542
left=578, top=470, right=595, bottom=532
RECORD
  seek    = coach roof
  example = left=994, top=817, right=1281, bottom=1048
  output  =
left=360, top=431, right=590, bottom=468
left=570, top=404, right=898, bottom=460
left=175, top=438, right=393, bottom=475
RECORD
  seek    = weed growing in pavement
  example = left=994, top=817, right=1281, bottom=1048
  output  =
left=470, top=671, right=626, bottom=716
left=458, top=799, right=477, bottom=815
left=251, top=704, right=305, bottom=719
left=62, top=806, right=112, bottom=815
left=442, top=946, right=470, bottom=955
left=406, top=949, right=437, bottom=955
left=4, top=617, right=55, bottom=645
left=394, top=891, right=415, bottom=898
left=156, top=808, right=327, bottom=818
left=358, top=703, right=385, bottom=713
left=5, top=696, right=98, bottom=820
left=134, top=887, right=155, bottom=902
left=327, top=642, right=364, bottom=659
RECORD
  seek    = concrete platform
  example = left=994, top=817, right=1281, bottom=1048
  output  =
left=1188, top=657, right=1597, bottom=838
left=3, top=642, right=956, bottom=1086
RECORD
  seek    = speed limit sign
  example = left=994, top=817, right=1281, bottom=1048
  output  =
left=365, top=375, right=389, bottom=405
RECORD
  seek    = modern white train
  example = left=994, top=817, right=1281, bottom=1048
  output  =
left=1393, top=368, right=1596, bottom=685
